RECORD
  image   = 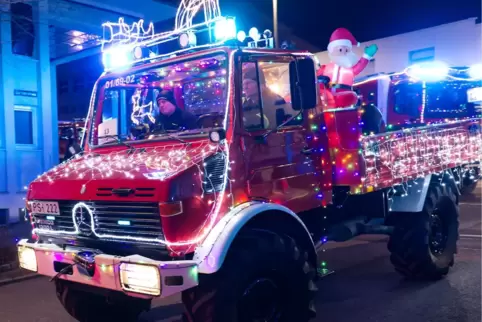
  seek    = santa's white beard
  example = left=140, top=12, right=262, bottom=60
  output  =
left=329, top=51, right=359, bottom=68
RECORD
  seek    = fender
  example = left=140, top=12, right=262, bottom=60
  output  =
left=389, top=172, right=460, bottom=213
left=389, top=175, right=432, bottom=213
left=193, top=201, right=315, bottom=274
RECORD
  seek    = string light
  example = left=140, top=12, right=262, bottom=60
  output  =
left=354, top=62, right=482, bottom=87
left=175, top=0, right=221, bottom=31
left=420, top=81, right=427, bottom=123
left=101, top=17, right=155, bottom=51
left=130, top=89, right=155, bottom=126
left=360, top=121, right=481, bottom=191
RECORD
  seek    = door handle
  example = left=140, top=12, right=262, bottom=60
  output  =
left=301, top=147, right=313, bottom=155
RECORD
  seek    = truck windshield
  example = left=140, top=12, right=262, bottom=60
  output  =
left=92, top=53, right=228, bottom=146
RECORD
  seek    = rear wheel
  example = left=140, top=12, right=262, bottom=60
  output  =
left=388, top=183, right=459, bottom=280
left=461, top=167, right=480, bottom=194
left=55, top=279, right=151, bottom=322
left=182, top=229, right=317, bottom=322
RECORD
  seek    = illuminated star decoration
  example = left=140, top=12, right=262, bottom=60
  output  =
left=130, top=90, right=156, bottom=126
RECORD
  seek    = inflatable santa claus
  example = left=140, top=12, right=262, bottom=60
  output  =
left=318, top=28, right=378, bottom=108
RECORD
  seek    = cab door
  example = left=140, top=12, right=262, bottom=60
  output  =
left=238, top=54, right=325, bottom=213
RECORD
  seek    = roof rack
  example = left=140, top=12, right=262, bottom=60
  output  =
left=100, top=0, right=274, bottom=71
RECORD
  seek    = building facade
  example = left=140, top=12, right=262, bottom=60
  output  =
left=0, top=0, right=175, bottom=224
left=0, top=0, right=53, bottom=224
left=315, top=18, right=481, bottom=78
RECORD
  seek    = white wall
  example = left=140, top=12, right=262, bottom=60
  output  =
left=316, top=18, right=481, bottom=78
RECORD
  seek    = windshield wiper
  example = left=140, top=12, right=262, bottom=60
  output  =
left=98, top=134, right=135, bottom=150
left=149, top=128, right=191, bottom=146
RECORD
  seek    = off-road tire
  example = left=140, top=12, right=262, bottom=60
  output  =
left=55, top=279, right=151, bottom=322
left=388, top=184, right=459, bottom=280
left=461, top=167, right=480, bottom=194
left=182, top=229, right=317, bottom=322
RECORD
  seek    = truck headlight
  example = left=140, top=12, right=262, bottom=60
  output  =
left=18, top=246, right=37, bottom=272
left=119, top=263, right=161, bottom=296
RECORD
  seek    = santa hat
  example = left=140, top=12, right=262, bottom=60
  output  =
left=327, top=28, right=360, bottom=52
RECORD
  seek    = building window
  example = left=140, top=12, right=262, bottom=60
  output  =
left=74, top=76, right=85, bottom=92
left=11, top=3, right=34, bottom=57
left=14, top=108, right=34, bottom=145
left=0, top=209, right=8, bottom=225
left=409, top=47, right=435, bottom=65
left=58, top=80, right=69, bottom=94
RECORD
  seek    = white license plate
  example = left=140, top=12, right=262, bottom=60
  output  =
left=30, top=201, right=60, bottom=215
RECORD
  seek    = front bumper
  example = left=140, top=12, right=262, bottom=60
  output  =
left=17, top=239, right=198, bottom=299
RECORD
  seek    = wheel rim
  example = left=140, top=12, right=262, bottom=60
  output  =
left=238, top=278, right=282, bottom=322
left=429, top=209, right=448, bottom=255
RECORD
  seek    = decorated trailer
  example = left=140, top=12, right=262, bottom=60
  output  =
left=17, top=1, right=482, bottom=321
left=353, top=64, right=482, bottom=191
left=354, top=62, right=482, bottom=131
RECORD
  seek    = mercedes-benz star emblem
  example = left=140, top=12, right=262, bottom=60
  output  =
left=74, top=204, right=93, bottom=236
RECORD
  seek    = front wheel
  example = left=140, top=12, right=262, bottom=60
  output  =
left=388, top=184, right=459, bottom=280
left=55, top=280, right=151, bottom=322
left=182, top=229, right=317, bottom=322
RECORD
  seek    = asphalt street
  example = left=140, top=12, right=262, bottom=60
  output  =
left=0, top=187, right=480, bottom=322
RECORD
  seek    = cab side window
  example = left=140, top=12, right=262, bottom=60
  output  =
left=242, top=59, right=302, bottom=131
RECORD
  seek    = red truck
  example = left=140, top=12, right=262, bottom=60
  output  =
left=17, top=13, right=481, bottom=322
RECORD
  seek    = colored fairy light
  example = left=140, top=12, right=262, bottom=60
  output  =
left=420, top=81, right=427, bottom=123
left=360, top=121, right=481, bottom=191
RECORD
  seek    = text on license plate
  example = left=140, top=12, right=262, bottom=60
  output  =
left=30, top=201, right=60, bottom=215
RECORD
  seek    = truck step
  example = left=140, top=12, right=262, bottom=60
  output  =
left=317, top=267, right=335, bottom=278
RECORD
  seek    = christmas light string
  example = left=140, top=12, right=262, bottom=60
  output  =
left=420, top=81, right=427, bottom=123
left=360, top=122, right=481, bottom=191
left=130, top=90, right=155, bottom=126
left=354, top=64, right=482, bottom=87
left=102, top=17, right=155, bottom=51
left=102, top=0, right=226, bottom=58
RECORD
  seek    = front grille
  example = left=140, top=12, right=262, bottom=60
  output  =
left=32, top=201, right=163, bottom=241
left=202, top=152, right=227, bottom=193
left=96, top=187, right=156, bottom=197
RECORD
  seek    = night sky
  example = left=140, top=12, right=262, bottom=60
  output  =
left=218, top=0, right=481, bottom=49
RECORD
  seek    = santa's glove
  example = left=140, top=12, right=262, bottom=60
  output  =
left=364, top=44, right=378, bottom=58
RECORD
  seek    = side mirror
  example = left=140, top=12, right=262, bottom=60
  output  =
left=290, top=58, right=317, bottom=111
left=209, top=129, right=226, bottom=143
